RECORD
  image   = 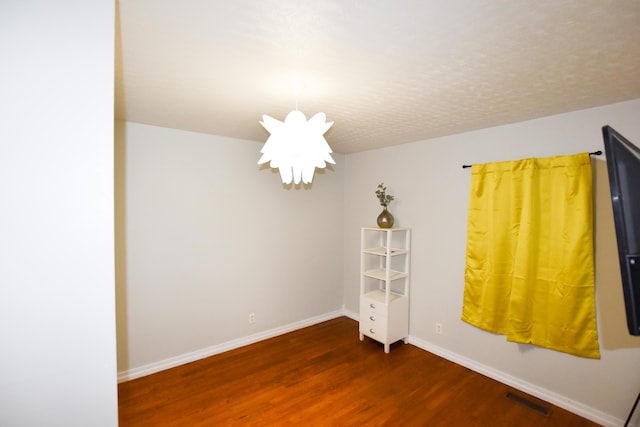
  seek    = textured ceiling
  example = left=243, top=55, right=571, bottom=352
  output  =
left=115, top=0, right=640, bottom=154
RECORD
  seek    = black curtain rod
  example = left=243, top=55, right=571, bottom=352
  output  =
left=461, top=150, right=602, bottom=169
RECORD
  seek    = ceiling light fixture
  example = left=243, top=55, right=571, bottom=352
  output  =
left=258, top=110, right=335, bottom=185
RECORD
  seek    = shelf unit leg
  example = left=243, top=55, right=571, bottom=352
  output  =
left=359, top=332, right=364, bottom=341
left=384, top=343, right=390, bottom=353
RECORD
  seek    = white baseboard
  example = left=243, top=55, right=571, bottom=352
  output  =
left=343, top=307, right=359, bottom=321
left=117, top=310, right=344, bottom=383
left=408, top=336, right=624, bottom=427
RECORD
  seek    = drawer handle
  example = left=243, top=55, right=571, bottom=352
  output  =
left=369, top=316, right=376, bottom=321
left=369, top=328, right=375, bottom=334
left=369, top=303, right=376, bottom=309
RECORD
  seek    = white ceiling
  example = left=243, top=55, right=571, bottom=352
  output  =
left=115, top=0, right=640, bottom=154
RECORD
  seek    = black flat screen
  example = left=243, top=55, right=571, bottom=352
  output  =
left=603, top=125, right=640, bottom=335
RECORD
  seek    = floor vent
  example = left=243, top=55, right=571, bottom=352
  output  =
left=505, top=391, right=552, bottom=417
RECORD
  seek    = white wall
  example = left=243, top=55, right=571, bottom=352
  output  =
left=0, top=1, right=117, bottom=426
left=343, top=99, right=640, bottom=426
left=115, top=121, right=345, bottom=375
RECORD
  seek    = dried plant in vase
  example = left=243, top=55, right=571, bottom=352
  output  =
left=375, top=183, right=395, bottom=228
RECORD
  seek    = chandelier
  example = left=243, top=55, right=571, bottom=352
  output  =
left=258, top=110, right=335, bottom=184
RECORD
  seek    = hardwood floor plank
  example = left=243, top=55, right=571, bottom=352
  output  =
left=118, top=317, right=601, bottom=426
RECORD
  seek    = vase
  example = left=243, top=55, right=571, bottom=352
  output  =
left=377, top=207, right=394, bottom=229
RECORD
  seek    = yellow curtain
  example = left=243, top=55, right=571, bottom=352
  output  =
left=461, top=153, right=600, bottom=359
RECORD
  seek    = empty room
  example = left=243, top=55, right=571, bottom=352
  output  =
left=3, top=1, right=640, bottom=426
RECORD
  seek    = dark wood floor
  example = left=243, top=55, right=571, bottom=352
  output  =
left=118, top=317, right=601, bottom=426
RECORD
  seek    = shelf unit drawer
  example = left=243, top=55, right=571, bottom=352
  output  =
left=359, top=320, right=388, bottom=342
left=360, top=296, right=388, bottom=318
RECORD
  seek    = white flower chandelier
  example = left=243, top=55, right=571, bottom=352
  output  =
left=258, top=110, right=335, bottom=184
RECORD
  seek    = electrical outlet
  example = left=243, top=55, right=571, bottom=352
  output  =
left=249, top=313, right=256, bottom=324
left=435, top=322, right=443, bottom=335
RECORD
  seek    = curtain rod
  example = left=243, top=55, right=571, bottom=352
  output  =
left=461, top=151, right=602, bottom=169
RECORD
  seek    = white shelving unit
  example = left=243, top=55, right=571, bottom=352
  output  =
left=359, top=227, right=411, bottom=353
